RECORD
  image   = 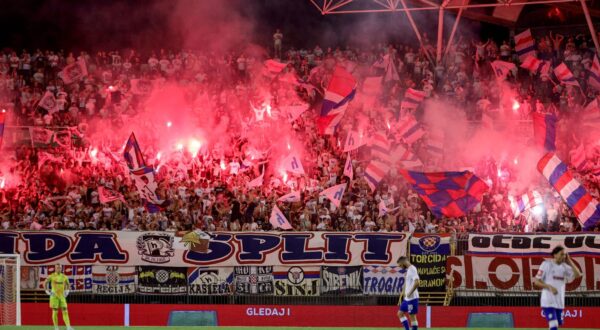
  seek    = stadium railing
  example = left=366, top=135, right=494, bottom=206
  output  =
left=15, top=231, right=600, bottom=307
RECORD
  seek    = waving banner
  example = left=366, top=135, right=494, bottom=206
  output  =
left=0, top=231, right=408, bottom=267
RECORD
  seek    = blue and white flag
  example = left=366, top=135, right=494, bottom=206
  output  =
left=343, top=130, right=366, bottom=152
left=538, top=153, right=600, bottom=230
left=124, top=132, right=146, bottom=170
left=318, top=66, right=357, bottom=135
left=490, top=60, right=516, bottom=80
left=283, top=152, right=305, bottom=175
left=588, top=55, right=600, bottom=91
left=343, top=154, right=354, bottom=180
left=269, top=205, right=293, bottom=230
left=131, top=166, right=167, bottom=213
left=554, top=62, right=580, bottom=86
left=320, top=183, right=346, bottom=208
left=277, top=191, right=301, bottom=203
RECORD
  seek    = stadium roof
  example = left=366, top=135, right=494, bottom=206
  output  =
left=309, top=0, right=600, bottom=64
left=308, top=0, right=600, bottom=28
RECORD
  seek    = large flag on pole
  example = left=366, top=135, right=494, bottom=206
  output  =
left=538, top=152, right=600, bottom=230
left=320, top=183, right=346, bottom=208
left=537, top=152, right=600, bottom=230
left=343, top=154, right=354, bottom=180
left=38, top=91, right=58, bottom=113
left=123, top=133, right=146, bottom=170
left=370, top=132, right=392, bottom=163
left=98, top=186, right=126, bottom=204
left=401, top=88, right=426, bottom=110
left=364, top=161, right=390, bottom=192
left=532, top=112, right=557, bottom=151
left=318, top=66, right=357, bottom=135
left=264, top=59, right=288, bottom=74
left=508, top=190, right=543, bottom=217
left=588, top=55, right=600, bottom=91
left=514, top=29, right=536, bottom=62
left=130, top=166, right=167, bottom=213
left=37, top=152, right=63, bottom=169
left=269, top=205, right=293, bottom=230
left=58, top=59, right=88, bottom=84
left=391, top=145, right=423, bottom=169
left=520, top=55, right=542, bottom=73
left=396, top=115, right=425, bottom=145
left=399, top=170, right=489, bottom=218
left=554, top=62, right=580, bottom=86
left=29, top=127, right=54, bottom=148
left=490, top=60, right=516, bottom=80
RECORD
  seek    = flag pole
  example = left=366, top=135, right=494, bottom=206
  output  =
left=580, top=0, right=600, bottom=55
left=398, top=0, right=436, bottom=66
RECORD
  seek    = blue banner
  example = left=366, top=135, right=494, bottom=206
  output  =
left=409, top=234, right=451, bottom=292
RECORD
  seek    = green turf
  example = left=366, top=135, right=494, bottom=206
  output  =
left=2, top=327, right=597, bottom=330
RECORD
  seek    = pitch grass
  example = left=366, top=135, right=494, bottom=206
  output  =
left=2, top=327, right=598, bottom=330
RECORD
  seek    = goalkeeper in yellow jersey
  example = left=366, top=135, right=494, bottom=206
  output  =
left=44, top=264, right=74, bottom=330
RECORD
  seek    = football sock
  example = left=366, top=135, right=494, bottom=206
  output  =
left=51, top=310, right=58, bottom=327
left=400, top=316, right=410, bottom=330
left=62, top=309, right=71, bottom=327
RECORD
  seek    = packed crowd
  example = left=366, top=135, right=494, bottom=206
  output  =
left=0, top=28, right=599, bottom=235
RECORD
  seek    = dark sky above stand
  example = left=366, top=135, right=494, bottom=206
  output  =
left=0, top=0, right=504, bottom=52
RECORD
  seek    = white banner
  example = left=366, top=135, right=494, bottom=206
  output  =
left=234, top=266, right=274, bottom=295
left=187, top=267, right=233, bottom=295
left=92, top=266, right=136, bottom=294
left=274, top=266, right=320, bottom=296
left=1, top=231, right=408, bottom=267
left=468, top=233, right=600, bottom=256
left=446, top=255, right=600, bottom=292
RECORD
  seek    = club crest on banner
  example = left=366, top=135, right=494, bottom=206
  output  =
left=286, top=266, right=305, bottom=285
left=136, top=233, right=175, bottom=263
left=418, top=235, right=441, bottom=252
